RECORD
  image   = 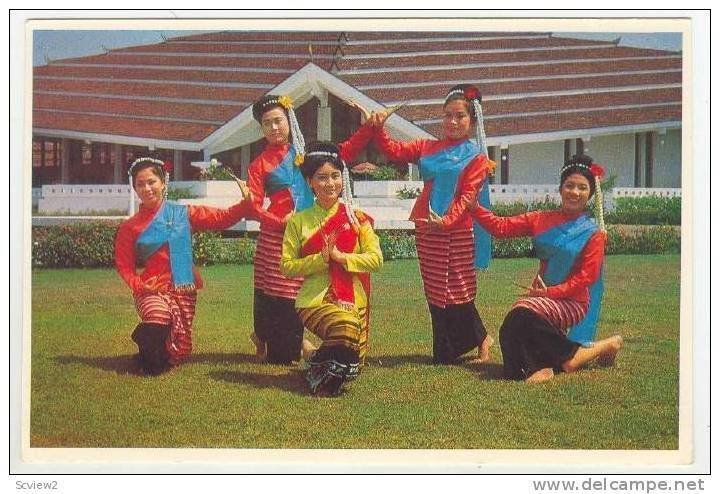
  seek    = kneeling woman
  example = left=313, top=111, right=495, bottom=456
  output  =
left=280, top=142, right=383, bottom=396
left=470, top=155, right=622, bottom=383
left=115, top=157, right=252, bottom=375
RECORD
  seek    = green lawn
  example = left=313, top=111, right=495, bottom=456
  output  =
left=30, top=255, right=680, bottom=449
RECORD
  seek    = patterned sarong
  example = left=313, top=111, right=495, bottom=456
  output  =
left=254, top=227, right=303, bottom=299
left=415, top=226, right=476, bottom=308
left=512, top=297, right=588, bottom=334
left=298, top=302, right=369, bottom=364
left=135, top=291, right=197, bottom=365
left=297, top=301, right=369, bottom=396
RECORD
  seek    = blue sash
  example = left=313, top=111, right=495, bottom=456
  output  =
left=533, top=214, right=604, bottom=346
left=473, top=181, right=492, bottom=269
left=135, top=201, right=195, bottom=290
left=419, top=139, right=492, bottom=269
left=265, top=146, right=314, bottom=212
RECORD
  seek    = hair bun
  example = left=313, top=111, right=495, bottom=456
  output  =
left=305, top=140, right=340, bottom=156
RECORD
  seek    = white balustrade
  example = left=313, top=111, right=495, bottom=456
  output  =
left=33, top=181, right=682, bottom=228
left=611, top=187, right=681, bottom=198
left=488, top=184, right=560, bottom=204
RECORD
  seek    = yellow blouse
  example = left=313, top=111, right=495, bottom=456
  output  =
left=280, top=201, right=383, bottom=309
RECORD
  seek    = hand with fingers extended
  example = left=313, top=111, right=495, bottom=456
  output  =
left=136, top=276, right=167, bottom=295
left=367, top=111, right=389, bottom=128
left=329, top=245, right=348, bottom=267
left=349, top=101, right=372, bottom=122
left=427, top=210, right=445, bottom=230
left=527, top=274, right=548, bottom=297
left=349, top=100, right=403, bottom=128
left=235, top=179, right=253, bottom=203
left=321, top=230, right=338, bottom=264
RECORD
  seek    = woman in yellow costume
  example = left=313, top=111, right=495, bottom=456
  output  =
left=281, top=141, right=383, bottom=396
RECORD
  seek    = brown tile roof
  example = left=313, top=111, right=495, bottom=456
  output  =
left=33, top=31, right=682, bottom=145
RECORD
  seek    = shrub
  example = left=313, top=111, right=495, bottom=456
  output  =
left=396, top=185, right=422, bottom=200
left=31, top=222, right=680, bottom=269
left=32, top=223, right=258, bottom=268
left=192, top=232, right=255, bottom=266
left=605, top=225, right=680, bottom=255
left=377, top=231, right=417, bottom=260
left=491, top=198, right=560, bottom=216
left=605, top=196, right=681, bottom=225
left=198, top=161, right=236, bottom=181
left=32, top=221, right=120, bottom=268
left=368, top=165, right=404, bottom=181
left=492, top=237, right=535, bottom=258
left=167, top=186, right=198, bottom=201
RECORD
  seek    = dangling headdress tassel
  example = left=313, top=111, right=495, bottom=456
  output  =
left=305, top=150, right=359, bottom=229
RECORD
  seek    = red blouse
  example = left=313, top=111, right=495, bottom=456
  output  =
left=373, top=128, right=492, bottom=230
left=470, top=206, right=606, bottom=303
left=247, top=123, right=376, bottom=231
left=114, top=200, right=251, bottom=294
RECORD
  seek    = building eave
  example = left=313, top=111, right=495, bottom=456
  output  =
left=201, top=62, right=434, bottom=155
left=32, top=128, right=203, bottom=151
left=488, top=120, right=681, bottom=147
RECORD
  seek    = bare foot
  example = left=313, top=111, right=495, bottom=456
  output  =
left=467, top=335, right=494, bottom=364
left=301, top=338, right=317, bottom=360
left=596, top=335, right=623, bottom=367
left=525, top=367, right=555, bottom=384
left=250, top=332, right=267, bottom=360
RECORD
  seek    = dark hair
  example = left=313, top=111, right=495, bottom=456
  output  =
left=560, top=154, right=596, bottom=197
left=128, top=158, right=166, bottom=185
left=444, top=84, right=481, bottom=122
left=300, top=141, right=344, bottom=179
left=252, top=94, right=288, bottom=123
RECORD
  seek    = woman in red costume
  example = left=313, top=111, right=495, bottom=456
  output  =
left=115, top=157, right=252, bottom=375
left=247, top=94, right=376, bottom=364
left=469, top=154, right=623, bottom=383
left=366, top=84, right=495, bottom=365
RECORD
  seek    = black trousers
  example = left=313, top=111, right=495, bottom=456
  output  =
left=499, top=307, right=581, bottom=380
left=429, top=301, right=487, bottom=364
left=131, top=323, right=171, bottom=375
left=253, top=290, right=304, bottom=364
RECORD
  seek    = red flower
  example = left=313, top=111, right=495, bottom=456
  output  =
left=589, top=163, right=605, bottom=178
left=464, top=86, right=480, bottom=101
left=163, top=161, right=173, bottom=172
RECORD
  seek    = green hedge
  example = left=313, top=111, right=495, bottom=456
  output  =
left=32, top=223, right=255, bottom=269
left=32, top=221, right=121, bottom=268
left=31, top=221, right=680, bottom=269
left=493, top=196, right=681, bottom=225
left=605, top=225, right=681, bottom=255
left=377, top=231, right=417, bottom=260
left=192, top=232, right=255, bottom=266
left=605, top=196, right=681, bottom=225
left=491, top=198, right=560, bottom=216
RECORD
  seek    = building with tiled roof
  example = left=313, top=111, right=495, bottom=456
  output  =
left=32, top=30, right=681, bottom=190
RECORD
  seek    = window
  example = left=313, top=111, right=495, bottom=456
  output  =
left=44, top=141, right=56, bottom=167
left=81, top=143, right=92, bottom=165
left=33, top=141, right=42, bottom=167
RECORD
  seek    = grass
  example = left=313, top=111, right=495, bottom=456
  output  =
left=30, top=255, right=680, bottom=449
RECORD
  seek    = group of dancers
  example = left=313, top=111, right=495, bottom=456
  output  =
left=114, top=84, right=623, bottom=396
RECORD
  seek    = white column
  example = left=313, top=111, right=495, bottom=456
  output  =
left=316, top=88, right=332, bottom=141
left=60, top=138, right=70, bottom=183
left=173, top=149, right=183, bottom=180
left=113, top=143, right=123, bottom=183
left=240, top=145, right=251, bottom=179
